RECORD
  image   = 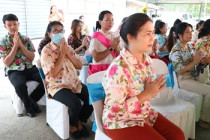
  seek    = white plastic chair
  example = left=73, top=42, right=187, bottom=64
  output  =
left=10, top=81, right=46, bottom=115
left=87, top=71, right=111, bottom=140
left=150, top=59, right=195, bottom=140
left=172, top=67, right=203, bottom=122
left=37, top=59, right=69, bottom=140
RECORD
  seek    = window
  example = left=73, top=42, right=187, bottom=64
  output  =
left=0, top=0, right=51, bottom=39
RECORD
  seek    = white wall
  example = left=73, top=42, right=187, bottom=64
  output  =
left=52, top=0, right=126, bottom=37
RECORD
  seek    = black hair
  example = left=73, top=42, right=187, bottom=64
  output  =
left=173, top=19, right=182, bottom=28
left=50, top=5, right=55, bottom=15
left=79, top=15, right=84, bottom=20
left=166, top=19, right=182, bottom=53
left=122, top=17, right=128, bottom=23
left=198, top=28, right=209, bottom=39
left=203, top=19, right=210, bottom=33
left=120, top=13, right=152, bottom=45
left=154, top=19, right=162, bottom=29
left=166, top=27, right=175, bottom=52
left=96, top=10, right=112, bottom=31
left=196, top=20, right=204, bottom=30
left=198, top=19, right=210, bottom=39
left=176, top=22, right=192, bottom=40
left=155, top=21, right=166, bottom=34
left=2, top=14, right=18, bottom=24
left=46, top=21, right=63, bottom=33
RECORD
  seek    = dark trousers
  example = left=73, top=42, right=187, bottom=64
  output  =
left=8, top=65, right=45, bottom=112
left=52, top=84, right=93, bottom=127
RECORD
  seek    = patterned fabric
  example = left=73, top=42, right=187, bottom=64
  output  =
left=169, top=42, right=196, bottom=77
left=67, top=34, right=87, bottom=52
left=48, top=13, right=64, bottom=22
left=195, top=36, right=210, bottom=59
left=0, top=33, right=35, bottom=75
left=89, top=30, right=116, bottom=64
left=38, top=38, right=51, bottom=55
left=41, top=42, right=82, bottom=96
left=102, top=48, right=158, bottom=129
left=155, top=34, right=169, bottom=58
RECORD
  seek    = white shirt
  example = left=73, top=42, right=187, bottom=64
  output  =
left=89, top=30, right=115, bottom=64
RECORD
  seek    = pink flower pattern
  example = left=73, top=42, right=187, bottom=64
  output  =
left=102, top=48, right=158, bottom=129
left=108, top=64, right=118, bottom=78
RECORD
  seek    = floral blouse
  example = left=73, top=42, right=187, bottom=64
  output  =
left=41, top=42, right=82, bottom=96
left=169, top=42, right=196, bottom=77
left=67, top=34, right=87, bottom=54
left=102, top=48, right=158, bottom=129
left=195, top=36, right=210, bottom=59
left=0, top=33, right=35, bottom=75
left=38, top=38, right=51, bottom=55
left=155, top=34, right=169, bottom=58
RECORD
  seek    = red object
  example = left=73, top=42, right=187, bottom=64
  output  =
left=150, top=54, right=170, bottom=65
left=105, top=113, right=185, bottom=140
left=88, top=64, right=110, bottom=76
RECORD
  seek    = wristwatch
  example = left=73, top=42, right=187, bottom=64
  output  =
left=109, top=47, right=113, bottom=52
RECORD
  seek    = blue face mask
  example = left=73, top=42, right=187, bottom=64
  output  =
left=52, top=33, right=64, bottom=44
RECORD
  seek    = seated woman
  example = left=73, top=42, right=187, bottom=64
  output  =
left=191, top=20, right=204, bottom=46
left=169, top=22, right=210, bottom=129
left=102, top=13, right=185, bottom=140
left=88, top=10, right=120, bottom=75
left=68, top=19, right=90, bottom=55
left=153, top=22, right=169, bottom=59
left=151, top=21, right=170, bottom=64
left=40, top=21, right=93, bottom=139
left=195, top=19, right=210, bottom=84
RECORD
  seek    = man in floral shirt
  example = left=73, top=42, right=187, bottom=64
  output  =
left=0, top=14, right=45, bottom=117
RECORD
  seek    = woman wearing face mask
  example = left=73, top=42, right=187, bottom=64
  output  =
left=67, top=19, right=90, bottom=55
left=88, top=10, right=120, bottom=75
left=169, top=22, right=210, bottom=129
left=102, top=13, right=185, bottom=140
left=40, top=21, right=93, bottom=139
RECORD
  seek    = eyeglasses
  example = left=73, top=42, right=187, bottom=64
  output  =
left=51, top=29, right=65, bottom=34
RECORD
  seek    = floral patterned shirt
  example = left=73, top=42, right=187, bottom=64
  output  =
left=169, top=42, right=196, bottom=77
left=155, top=34, right=169, bottom=58
left=0, top=33, right=35, bottom=75
left=67, top=34, right=87, bottom=54
left=41, top=42, right=82, bottom=96
left=102, top=48, right=158, bottom=129
left=195, top=36, right=210, bottom=59
left=38, top=38, right=51, bottom=55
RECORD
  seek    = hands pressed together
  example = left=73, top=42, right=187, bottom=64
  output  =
left=142, top=75, right=166, bottom=99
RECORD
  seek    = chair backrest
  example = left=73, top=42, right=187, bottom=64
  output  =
left=150, top=59, right=175, bottom=105
left=36, top=59, right=51, bottom=99
left=87, top=71, right=106, bottom=133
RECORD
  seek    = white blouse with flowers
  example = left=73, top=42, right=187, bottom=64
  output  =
left=102, top=48, right=158, bottom=129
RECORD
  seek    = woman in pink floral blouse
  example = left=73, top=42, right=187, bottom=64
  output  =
left=102, top=13, right=185, bottom=140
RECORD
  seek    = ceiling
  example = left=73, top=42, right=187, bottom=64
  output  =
left=137, top=0, right=210, bottom=4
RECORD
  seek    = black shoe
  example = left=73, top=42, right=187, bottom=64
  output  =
left=29, top=97, right=41, bottom=113
left=26, top=112, right=35, bottom=117
left=33, top=104, right=41, bottom=114
left=79, top=125, right=90, bottom=138
left=70, top=130, right=81, bottom=139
